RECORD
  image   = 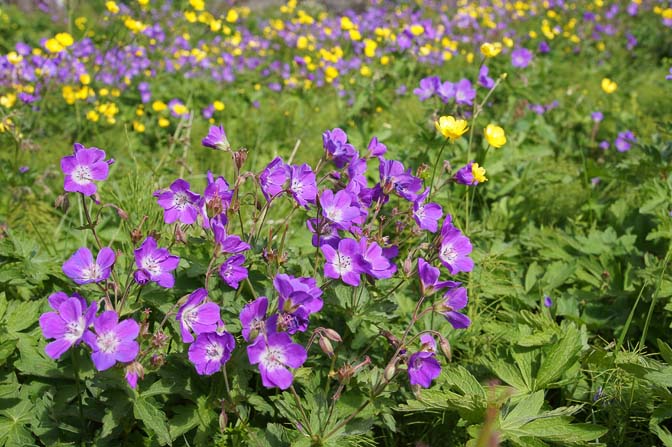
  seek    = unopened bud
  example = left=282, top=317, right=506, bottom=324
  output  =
left=321, top=328, right=342, bottom=342
left=218, top=409, right=228, bottom=432
left=116, top=207, right=129, bottom=220
left=54, top=194, right=69, bottom=212
left=403, top=256, right=413, bottom=277
left=150, top=354, right=165, bottom=368
left=380, top=330, right=400, bottom=349
left=439, top=337, right=452, bottom=362
left=319, top=337, right=334, bottom=358
left=384, top=363, right=396, bottom=381
left=175, top=226, right=187, bottom=244
left=131, top=229, right=143, bottom=244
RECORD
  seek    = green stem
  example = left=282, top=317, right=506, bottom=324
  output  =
left=71, top=348, right=87, bottom=443
left=640, top=245, right=672, bottom=347
left=428, top=140, right=448, bottom=201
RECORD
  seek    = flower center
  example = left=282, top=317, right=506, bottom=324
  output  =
left=97, top=331, right=120, bottom=354
left=182, top=306, right=198, bottom=326
left=72, top=165, right=93, bottom=185
left=173, top=192, right=189, bottom=210
left=440, top=244, right=458, bottom=264
left=261, top=346, right=286, bottom=370
left=334, top=253, right=352, bottom=275
left=141, top=256, right=161, bottom=276
left=415, top=206, right=426, bottom=220
left=291, top=179, right=303, bottom=195
left=205, top=342, right=223, bottom=361
left=325, top=206, right=342, bottom=222
left=64, top=317, right=85, bottom=343
left=81, top=262, right=102, bottom=281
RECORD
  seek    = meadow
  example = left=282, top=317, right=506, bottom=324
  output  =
left=1, top=0, right=672, bottom=445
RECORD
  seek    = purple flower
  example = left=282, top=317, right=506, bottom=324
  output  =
left=478, top=65, right=495, bottom=89
left=247, top=333, right=307, bottom=390
left=84, top=311, right=139, bottom=371
left=154, top=179, right=201, bottom=225
left=379, top=158, right=422, bottom=202
left=176, top=288, right=222, bottom=343
left=418, top=258, right=459, bottom=296
left=454, top=79, right=476, bottom=106
left=437, top=81, right=455, bottom=103
left=321, top=238, right=366, bottom=286
left=188, top=331, right=235, bottom=375
left=61, top=143, right=110, bottom=196
left=454, top=161, right=483, bottom=186
left=306, top=217, right=340, bottom=248
left=441, top=287, right=471, bottom=329
left=538, top=41, right=550, bottom=54
left=240, top=296, right=272, bottom=341
left=39, top=296, right=97, bottom=360
left=599, top=140, right=610, bottom=150
left=320, top=189, right=361, bottom=230
left=413, top=76, right=440, bottom=101
left=133, top=236, right=180, bottom=288
left=273, top=274, right=323, bottom=314
left=201, top=172, right=233, bottom=225
left=322, top=128, right=357, bottom=168
left=201, top=125, right=230, bottom=151
left=615, top=130, right=636, bottom=152
left=591, top=111, right=604, bottom=122
left=18, top=166, right=29, bottom=173
left=62, top=247, right=115, bottom=285
left=666, top=67, right=672, bottom=81
left=511, top=48, right=533, bottom=68
left=289, top=164, right=317, bottom=208
left=259, top=157, right=289, bottom=202
left=438, top=216, right=474, bottom=274
left=413, top=188, right=443, bottom=232
left=367, top=136, right=387, bottom=158
left=211, top=215, right=251, bottom=253
left=543, top=296, right=553, bottom=307
left=408, top=334, right=441, bottom=388
left=219, top=254, right=248, bottom=289
left=360, top=238, right=397, bottom=280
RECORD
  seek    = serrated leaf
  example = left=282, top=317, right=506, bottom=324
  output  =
left=133, top=397, right=172, bottom=446
left=525, top=262, right=543, bottom=293
left=502, top=391, right=544, bottom=429
left=535, top=325, right=581, bottom=389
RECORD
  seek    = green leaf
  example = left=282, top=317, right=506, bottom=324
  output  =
left=525, top=262, right=543, bottom=293
left=658, top=339, right=672, bottom=365
left=501, top=391, right=545, bottom=429
left=535, top=324, right=581, bottom=388
left=509, top=418, right=607, bottom=443
left=133, top=397, right=172, bottom=446
left=4, top=300, right=42, bottom=335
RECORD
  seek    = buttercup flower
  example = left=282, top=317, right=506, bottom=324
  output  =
left=62, top=247, right=115, bottom=285
left=480, top=42, right=502, bottom=58
left=39, top=296, right=97, bottom=359
left=84, top=311, right=140, bottom=371
left=484, top=124, right=506, bottom=148
left=454, top=161, right=487, bottom=186
left=61, top=143, right=110, bottom=196
left=133, top=236, right=180, bottom=288
left=601, top=78, right=618, bottom=94
left=435, top=116, right=468, bottom=141
left=247, top=332, right=307, bottom=390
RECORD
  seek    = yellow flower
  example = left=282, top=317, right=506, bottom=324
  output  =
left=86, top=110, right=100, bottom=122
left=158, top=117, right=170, bottom=127
left=189, top=0, right=205, bottom=11
left=360, top=66, right=372, bottom=77
left=226, top=9, right=239, bottom=23
left=471, top=163, right=488, bottom=183
left=480, top=42, right=502, bottom=58
left=484, top=124, right=506, bottom=148
left=7, top=52, right=23, bottom=64
left=105, top=1, right=119, bottom=14
left=213, top=100, right=225, bottom=111
left=133, top=121, right=145, bottom=132
left=435, top=116, right=469, bottom=141
left=0, top=93, right=17, bottom=108
left=45, top=32, right=74, bottom=53
left=79, top=73, right=91, bottom=85
left=601, top=78, right=617, bottom=94
left=152, top=100, right=167, bottom=112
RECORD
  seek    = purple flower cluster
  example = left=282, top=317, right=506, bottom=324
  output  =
left=413, top=76, right=477, bottom=106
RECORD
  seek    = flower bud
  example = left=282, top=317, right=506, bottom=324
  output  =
left=439, top=337, right=452, bottom=362
left=218, top=409, right=228, bottom=433
left=321, top=328, right=342, bottom=342
left=175, top=226, right=187, bottom=244
left=150, top=354, right=165, bottom=368
left=403, top=256, right=413, bottom=277
left=319, top=336, right=334, bottom=358
left=234, top=149, right=248, bottom=170
left=384, top=363, right=396, bottom=381
left=116, top=207, right=129, bottom=220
